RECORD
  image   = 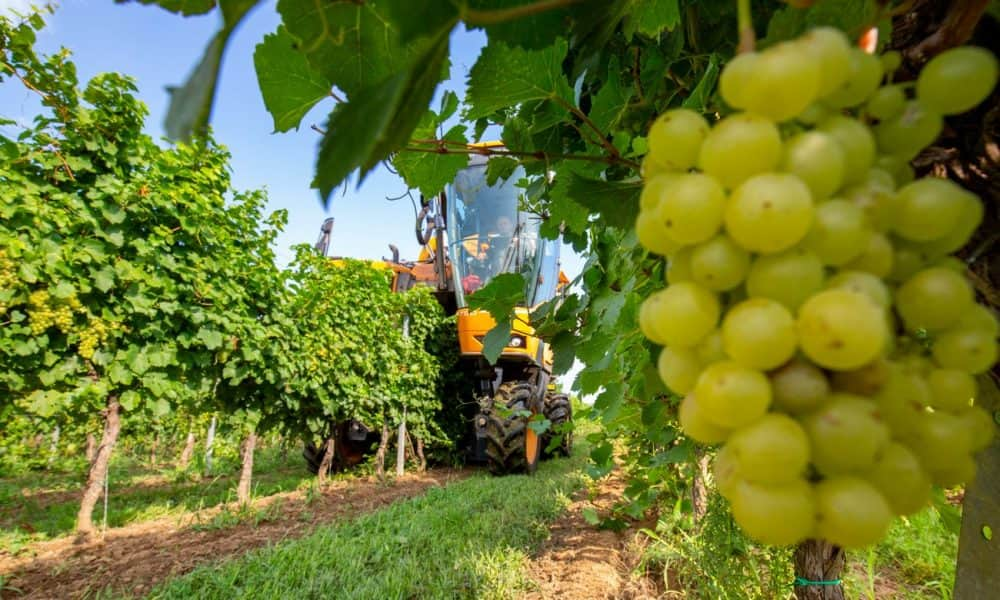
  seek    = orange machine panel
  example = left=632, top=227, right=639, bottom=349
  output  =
left=457, top=306, right=544, bottom=366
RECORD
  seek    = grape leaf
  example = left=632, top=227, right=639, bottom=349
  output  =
left=482, top=319, right=512, bottom=365
left=384, top=0, right=460, bottom=44
left=466, top=0, right=571, bottom=50
left=276, top=0, right=409, bottom=98
left=393, top=122, right=468, bottom=197
left=623, top=0, right=681, bottom=39
left=588, top=57, right=632, bottom=134
left=254, top=26, right=332, bottom=133
left=563, top=173, right=642, bottom=230
left=467, top=272, right=526, bottom=319
left=465, top=38, right=573, bottom=120
left=163, top=0, right=260, bottom=140
left=682, top=53, right=720, bottom=111
left=314, top=33, right=450, bottom=201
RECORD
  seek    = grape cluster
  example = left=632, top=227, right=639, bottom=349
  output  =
left=78, top=318, right=113, bottom=360
left=25, top=289, right=81, bottom=335
left=638, top=29, right=999, bottom=549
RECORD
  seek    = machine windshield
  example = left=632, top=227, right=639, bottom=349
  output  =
left=446, top=160, right=553, bottom=308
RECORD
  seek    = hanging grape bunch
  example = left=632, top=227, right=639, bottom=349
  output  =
left=637, top=27, right=999, bottom=549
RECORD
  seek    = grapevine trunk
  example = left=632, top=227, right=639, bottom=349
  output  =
left=178, top=430, right=196, bottom=469
left=793, top=539, right=845, bottom=600
left=375, top=420, right=389, bottom=479
left=236, top=431, right=257, bottom=505
left=76, top=396, right=121, bottom=537
left=85, top=432, right=97, bottom=465
left=317, top=437, right=335, bottom=484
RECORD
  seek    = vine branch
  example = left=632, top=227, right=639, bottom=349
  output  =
left=736, top=0, right=755, bottom=54
left=551, top=96, right=622, bottom=160
left=405, top=139, right=641, bottom=171
left=464, top=0, right=580, bottom=26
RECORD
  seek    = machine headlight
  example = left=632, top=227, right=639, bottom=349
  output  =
left=508, top=335, right=526, bottom=348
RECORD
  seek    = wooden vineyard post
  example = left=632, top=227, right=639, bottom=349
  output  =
left=953, top=375, right=1000, bottom=599
left=793, top=539, right=845, bottom=600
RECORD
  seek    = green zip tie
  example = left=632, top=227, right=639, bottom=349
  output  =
left=794, top=577, right=842, bottom=586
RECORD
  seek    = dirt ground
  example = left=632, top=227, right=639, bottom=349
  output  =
left=524, top=471, right=664, bottom=600
left=0, top=467, right=471, bottom=600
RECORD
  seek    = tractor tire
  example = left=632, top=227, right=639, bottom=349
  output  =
left=541, top=393, right=573, bottom=458
left=302, top=442, right=328, bottom=475
left=483, top=381, right=541, bottom=475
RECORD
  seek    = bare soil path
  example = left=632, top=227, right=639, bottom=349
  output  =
left=524, top=470, right=663, bottom=600
left=0, top=467, right=471, bottom=600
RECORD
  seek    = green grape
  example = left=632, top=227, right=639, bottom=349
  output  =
left=746, top=248, right=825, bottom=312
left=781, top=131, right=846, bottom=201
left=893, top=178, right=967, bottom=242
left=713, top=444, right=741, bottom=500
left=826, top=270, right=890, bottom=308
left=636, top=211, right=683, bottom=255
left=689, top=234, right=751, bottom=292
left=880, top=50, right=902, bottom=74
left=797, top=102, right=831, bottom=125
left=730, top=413, right=810, bottom=484
left=875, top=100, right=943, bottom=160
left=875, top=154, right=914, bottom=186
left=932, top=328, right=998, bottom=375
left=641, top=153, right=671, bottom=180
left=866, top=84, right=906, bottom=121
left=725, top=174, right=814, bottom=254
left=906, top=411, right=972, bottom=473
left=698, top=113, right=782, bottom=189
left=804, top=200, right=871, bottom=266
left=647, top=109, right=710, bottom=171
left=800, top=27, right=852, bottom=96
left=831, top=357, right=890, bottom=395
left=695, top=361, right=772, bottom=429
left=804, top=394, right=890, bottom=476
left=958, top=406, right=996, bottom=452
left=824, top=48, right=884, bottom=108
left=952, top=304, right=999, bottom=337
left=840, top=176, right=896, bottom=232
left=843, top=232, right=894, bottom=278
left=658, top=346, right=702, bottom=395
left=888, top=240, right=929, bottom=283
left=641, top=282, right=720, bottom=348
left=873, top=365, right=931, bottom=437
left=916, top=191, right=984, bottom=256
left=927, top=453, right=977, bottom=488
left=916, top=46, right=999, bottom=116
left=896, top=267, right=973, bottom=332
left=817, top=115, right=876, bottom=185
left=770, top=358, right=830, bottom=415
left=815, top=476, right=892, bottom=549
left=740, top=41, right=821, bottom=121
left=730, top=478, right=815, bottom=547
left=695, top=329, right=727, bottom=364
left=666, top=247, right=693, bottom=284
left=679, top=393, right=731, bottom=444
left=719, top=52, right=759, bottom=110
left=932, top=256, right=967, bottom=274
left=639, top=173, right=680, bottom=211
left=638, top=291, right=671, bottom=345
left=798, top=289, right=887, bottom=370
left=722, top=298, right=797, bottom=370
left=656, top=173, right=727, bottom=244
left=927, top=368, right=976, bottom=413
left=864, top=443, right=931, bottom=516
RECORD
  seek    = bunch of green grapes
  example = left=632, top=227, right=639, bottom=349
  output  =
left=25, top=288, right=82, bottom=334
left=77, top=318, right=112, bottom=360
left=637, top=29, right=999, bottom=550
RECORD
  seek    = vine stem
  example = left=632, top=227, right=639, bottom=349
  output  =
left=403, top=141, right=641, bottom=171
left=552, top=96, right=623, bottom=160
left=737, top=0, right=755, bottom=54
left=464, top=0, right=580, bottom=26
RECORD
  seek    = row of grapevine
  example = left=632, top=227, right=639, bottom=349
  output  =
left=0, top=12, right=454, bottom=537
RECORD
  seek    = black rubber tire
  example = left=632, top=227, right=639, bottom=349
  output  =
left=483, top=381, right=540, bottom=475
left=541, top=393, right=573, bottom=458
left=302, top=442, right=327, bottom=475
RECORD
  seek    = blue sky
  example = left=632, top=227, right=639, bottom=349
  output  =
left=0, top=0, right=585, bottom=280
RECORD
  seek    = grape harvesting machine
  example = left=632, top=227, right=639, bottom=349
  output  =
left=304, top=146, right=572, bottom=475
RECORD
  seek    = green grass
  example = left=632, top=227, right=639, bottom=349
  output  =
left=0, top=446, right=313, bottom=554
left=143, top=451, right=589, bottom=600
left=844, top=505, right=959, bottom=600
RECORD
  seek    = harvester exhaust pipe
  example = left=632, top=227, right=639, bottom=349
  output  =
left=315, top=218, right=335, bottom=257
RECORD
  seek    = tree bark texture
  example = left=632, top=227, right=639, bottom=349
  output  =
left=236, top=431, right=257, bottom=506
left=954, top=376, right=1000, bottom=599
left=416, top=437, right=427, bottom=472
left=793, top=540, right=845, bottom=600
left=150, top=433, right=159, bottom=467
left=691, top=450, right=710, bottom=521
left=375, top=420, right=389, bottom=479
left=85, top=432, right=97, bottom=465
left=317, top=437, right=335, bottom=485
left=76, top=396, right=121, bottom=536
left=178, top=430, right=196, bottom=469
left=47, top=425, right=60, bottom=466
